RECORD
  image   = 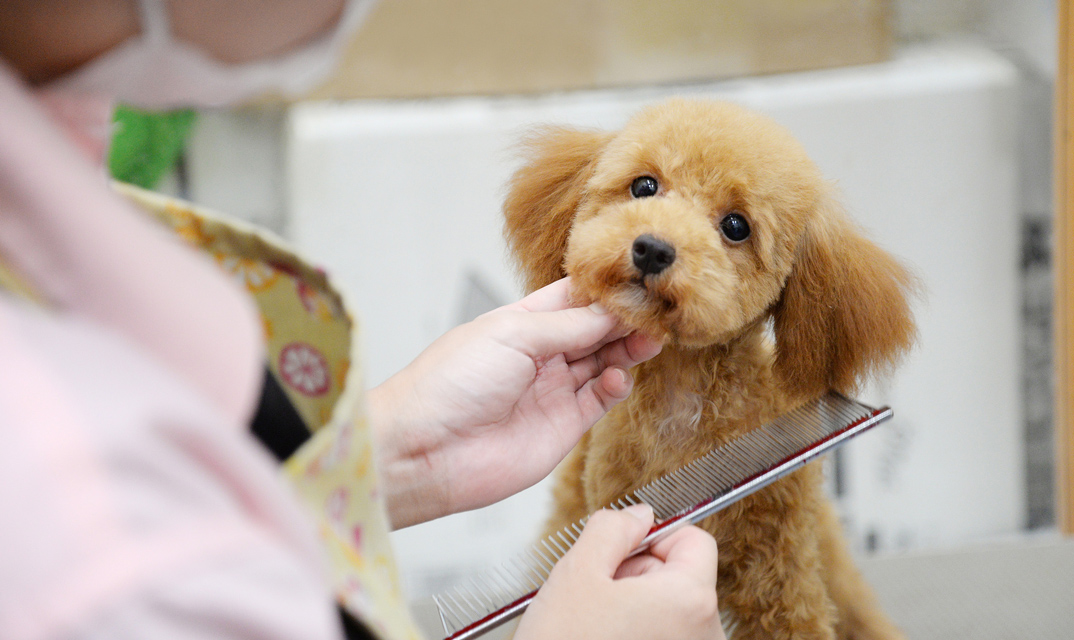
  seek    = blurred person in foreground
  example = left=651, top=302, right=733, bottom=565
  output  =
left=0, top=2, right=724, bottom=639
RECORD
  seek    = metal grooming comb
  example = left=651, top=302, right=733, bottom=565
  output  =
left=432, top=391, right=892, bottom=640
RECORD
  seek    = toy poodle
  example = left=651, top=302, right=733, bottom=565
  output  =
left=503, top=99, right=916, bottom=640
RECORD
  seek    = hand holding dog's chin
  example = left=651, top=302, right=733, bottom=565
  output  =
left=515, top=505, right=726, bottom=640
left=366, top=278, right=662, bottom=529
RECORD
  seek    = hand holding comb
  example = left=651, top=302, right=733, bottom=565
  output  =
left=432, top=391, right=892, bottom=640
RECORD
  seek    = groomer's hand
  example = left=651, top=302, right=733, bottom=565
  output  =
left=368, top=277, right=662, bottom=528
left=515, top=505, right=726, bottom=640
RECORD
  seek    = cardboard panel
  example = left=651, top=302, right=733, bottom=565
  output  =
left=310, top=0, right=891, bottom=99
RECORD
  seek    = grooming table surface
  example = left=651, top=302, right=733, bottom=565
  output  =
left=411, top=538, right=1074, bottom=640
left=860, top=537, right=1074, bottom=639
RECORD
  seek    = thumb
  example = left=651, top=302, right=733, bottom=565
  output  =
left=567, top=504, right=654, bottom=577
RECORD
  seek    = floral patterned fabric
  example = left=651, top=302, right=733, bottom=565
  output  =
left=112, top=183, right=424, bottom=640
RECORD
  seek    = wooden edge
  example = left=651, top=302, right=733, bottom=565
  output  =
left=1057, top=0, right=1074, bottom=535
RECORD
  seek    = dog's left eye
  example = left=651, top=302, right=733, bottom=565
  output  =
left=630, top=176, right=659, bottom=198
left=719, top=213, right=751, bottom=242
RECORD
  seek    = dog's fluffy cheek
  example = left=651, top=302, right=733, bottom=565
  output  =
left=563, top=216, right=632, bottom=290
left=564, top=223, right=629, bottom=294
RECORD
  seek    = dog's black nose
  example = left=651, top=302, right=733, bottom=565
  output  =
left=632, top=234, right=676, bottom=276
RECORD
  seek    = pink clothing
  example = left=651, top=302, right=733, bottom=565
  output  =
left=0, top=62, right=262, bottom=426
left=0, top=63, right=344, bottom=639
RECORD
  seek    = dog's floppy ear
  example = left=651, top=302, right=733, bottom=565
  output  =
left=773, top=196, right=918, bottom=400
left=504, top=127, right=612, bottom=292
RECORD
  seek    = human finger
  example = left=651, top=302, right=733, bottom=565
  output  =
left=509, top=279, right=640, bottom=362
left=612, top=552, right=664, bottom=579
left=614, top=526, right=718, bottom=581
left=502, top=306, right=619, bottom=360
left=571, top=367, right=635, bottom=426
left=559, top=319, right=634, bottom=364
left=597, top=365, right=634, bottom=400
left=567, top=505, right=654, bottom=576
left=511, top=277, right=573, bottom=313
left=646, top=525, right=719, bottom=584
left=566, top=331, right=663, bottom=386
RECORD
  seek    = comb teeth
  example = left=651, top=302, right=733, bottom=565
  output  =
left=433, top=391, right=890, bottom=640
left=632, top=392, right=875, bottom=521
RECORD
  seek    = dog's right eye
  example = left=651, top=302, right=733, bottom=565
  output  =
left=630, top=176, right=659, bottom=198
left=719, top=212, right=751, bottom=242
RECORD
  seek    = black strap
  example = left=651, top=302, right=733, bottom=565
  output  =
left=251, top=369, right=379, bottom=639
left=338, top=605, right=379, bottom=640
left=250, top=366, right=312, bottom=462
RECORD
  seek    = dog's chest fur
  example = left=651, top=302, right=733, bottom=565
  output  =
left=580, top=323, right=792, bottom=513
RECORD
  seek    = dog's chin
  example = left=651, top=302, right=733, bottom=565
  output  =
left=572, top=275, right=735, bottom=348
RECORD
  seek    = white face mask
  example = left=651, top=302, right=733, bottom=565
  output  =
left=48, top=0, right=376, bottom=109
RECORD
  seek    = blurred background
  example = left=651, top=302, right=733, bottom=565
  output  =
left=138, top=0, right=1070, bottom=636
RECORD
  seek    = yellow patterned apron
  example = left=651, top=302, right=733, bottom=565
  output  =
left=1, top=183, right=424, bottom=640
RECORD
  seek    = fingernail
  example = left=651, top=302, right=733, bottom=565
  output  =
left=588, top=302, right=609, bottom=315
left=608, top=367, right=633, bottom=398
left=622, top=503, right=653, bottom=522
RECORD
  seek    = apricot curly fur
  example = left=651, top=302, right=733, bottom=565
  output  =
left=504, top=99, right=917, bottom=640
